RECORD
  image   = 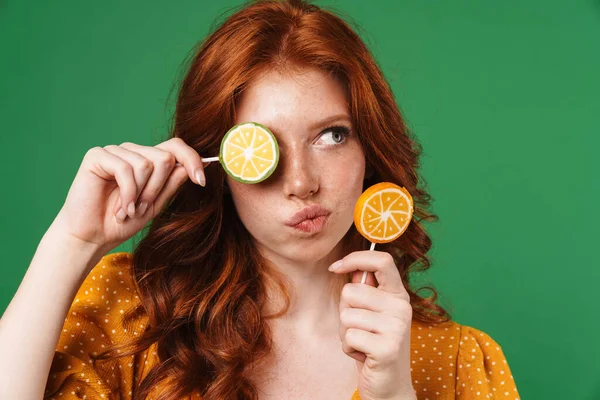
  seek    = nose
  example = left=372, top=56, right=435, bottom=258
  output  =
left=280, top=148, right=319, bottom=199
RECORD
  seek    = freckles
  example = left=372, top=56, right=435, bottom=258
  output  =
left=329, top=154, right=364, bottom=181
left=241, top=190, right=276, bottom=218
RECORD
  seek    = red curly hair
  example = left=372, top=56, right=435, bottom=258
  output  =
left=91, top=1, right=452, bottom=398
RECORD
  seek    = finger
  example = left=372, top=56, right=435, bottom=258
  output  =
left=339, top=308, right=382, bottom=356
left=347, top=327, right=405, bottom=366
left=329, top=250, right=408, bottom=298
left=350, top=351, right=367, bottom=364
left=85, top=147, right=138, bottom=221
left=339, top=307, right=408, bottom=351
left=344, top=328, right=378, bottom=360
left=343, top=344, right=367, bottom=364
left=339, top=283, right=401, bottom=316
left=155, top=137, right=207, bottom=186
left=143, top=164, right=189, bottom=219
left=339, top=307, right=388, bottom=336
left=103, top=145, right=154, bottom=217
left=119, top=142, right=190, bottom=214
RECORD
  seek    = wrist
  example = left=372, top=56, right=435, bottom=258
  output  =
left=40, top=223, right=106, bottom=277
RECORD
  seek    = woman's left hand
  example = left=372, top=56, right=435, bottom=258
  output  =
left=329, top=250, right=417, bottom=400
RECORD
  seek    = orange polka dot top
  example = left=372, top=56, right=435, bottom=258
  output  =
left=44, top=252, right=521, bottom=400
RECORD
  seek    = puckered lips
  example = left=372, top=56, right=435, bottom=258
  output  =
left=285, top=204, right=332, bottom=234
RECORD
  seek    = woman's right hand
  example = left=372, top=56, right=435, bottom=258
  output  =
left=49, top=137, right=209, bottom=256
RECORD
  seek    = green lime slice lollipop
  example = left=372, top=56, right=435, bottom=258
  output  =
left=219, top=122, right=279, bottom=184
left=175, top=122, right=279, bottom=184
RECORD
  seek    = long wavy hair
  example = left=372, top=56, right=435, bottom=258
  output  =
left=91, top=0, right=452, bottom=399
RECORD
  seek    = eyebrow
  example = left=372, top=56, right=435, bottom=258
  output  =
left=309, top=114, right=352, bottom=130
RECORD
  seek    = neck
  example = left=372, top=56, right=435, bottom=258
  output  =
left=258, top=242, right=350, bottom=340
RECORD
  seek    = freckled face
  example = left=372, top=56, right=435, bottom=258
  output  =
left=227, top=66, right=366, bottom=263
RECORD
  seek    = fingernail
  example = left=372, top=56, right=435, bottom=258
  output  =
left=195, top=169, right=206, bottom=187
left=127, top=202, right=136, bottom=217
left=328, top=260, right=343, bottom=272
left=137, top=202, right=148, bottom=216
left=116, top=208, right=127, bottom=223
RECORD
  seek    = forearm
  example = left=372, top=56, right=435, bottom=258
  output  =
left=0, top=226, right=104, bottom=398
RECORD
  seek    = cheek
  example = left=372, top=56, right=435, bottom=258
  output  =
left=323, top=148, right=365, bottom=192
left=228, top=181, right=270, bottom=225
left=229, top=183, right=252, bottom=211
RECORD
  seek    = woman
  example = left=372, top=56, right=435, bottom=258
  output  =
left=0, top=0, right=520, bottom=399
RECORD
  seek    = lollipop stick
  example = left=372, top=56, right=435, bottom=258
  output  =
left=361, top=242, right=376, bottom=284
left=175, top=156, right=219, bottom=167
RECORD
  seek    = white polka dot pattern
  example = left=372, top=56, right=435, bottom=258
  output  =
left=454, top=325, right=519, bottom=399
left=43, top=252, right=151, bottom=400
left=351, top=320, right=520, bottom=399
left=44, top=252, right=520, bottom=400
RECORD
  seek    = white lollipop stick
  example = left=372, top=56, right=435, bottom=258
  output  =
left=361, top=241, right=376, bottom=284
left=175, top=156, right=220, bottom=167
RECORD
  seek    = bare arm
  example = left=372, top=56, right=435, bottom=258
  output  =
left=0, top=137, right=206, bottom=397
left=0, top=224, right=104, bottom=399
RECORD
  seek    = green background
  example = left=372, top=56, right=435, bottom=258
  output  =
left=1, top=1, right=599, bottom=398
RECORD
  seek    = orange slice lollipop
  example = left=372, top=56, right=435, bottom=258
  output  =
left=353, top=182, right=414, bottom=244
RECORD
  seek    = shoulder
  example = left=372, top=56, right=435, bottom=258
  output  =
left=80, top=251, right=135, bottom=292
left=64, top=251, right=147, bottom=345
left=457, top=324, right=508, bottom=362
left=455, top=323, right=515, bottom=380
left=45, top=252, right=151, bottom=398
left=410, top=318, right=509, bottom=359
left=75, top=251, right=137, bottom=305
left=409, top=319, right=520, bottom=398
left=410, top=318, right=462, bottom=348
left=72, top=251, right=144, bottom=339
left=455, top=323, right=520, bottom=398
left=453, top=323, right=513, bottom=376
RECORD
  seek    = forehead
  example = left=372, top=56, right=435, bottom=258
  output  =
left=234, top=66, right=350, bottom=133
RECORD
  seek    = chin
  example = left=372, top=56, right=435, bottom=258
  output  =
left=269, top=235, right=345, bottom=264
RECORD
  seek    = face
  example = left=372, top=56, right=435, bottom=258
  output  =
left=227, top=65, right=366, bottom=265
